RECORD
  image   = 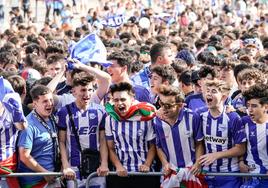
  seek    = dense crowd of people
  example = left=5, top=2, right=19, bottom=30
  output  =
left=0, top=0, right=268, bottom=188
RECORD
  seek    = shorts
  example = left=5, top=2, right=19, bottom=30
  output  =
left=205, top=175, right=242, bottom=188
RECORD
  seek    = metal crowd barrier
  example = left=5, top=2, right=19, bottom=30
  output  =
left=0, top=172, right=78, bottom=188
left=85, top=171, right=268, bottom=188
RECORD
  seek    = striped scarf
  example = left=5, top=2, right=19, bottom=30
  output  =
left=105, top=101, right=156, bottom=121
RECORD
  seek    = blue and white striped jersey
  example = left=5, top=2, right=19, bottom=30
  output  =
left=57, top=102, right=106, bottom=167
left=200, top=110, right=246, bottom=172
left=105, top=116, right=155, bottom=172
left=0, top=93, right=24, bottom=161
left=154, top=108, right=203, bottom=168
left=242, top=116, right=268, bottom=174
left=131, top=66, right=151, bottom=90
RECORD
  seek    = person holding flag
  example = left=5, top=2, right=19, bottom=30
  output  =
left=153, top=85, right=205, bottom=188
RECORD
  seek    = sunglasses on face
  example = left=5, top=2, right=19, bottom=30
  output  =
left=159, top=100, right=179, bottom=109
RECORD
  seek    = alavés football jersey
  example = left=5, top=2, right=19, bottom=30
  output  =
left=105, top=116, right=155, bottom=172
left=242, top=116, right=268, bottom=174
left=200, top=110, right=246, bottom=172
left=57, top=102, right=106, bottom=167
left=154, top=108, right=203, bottom=168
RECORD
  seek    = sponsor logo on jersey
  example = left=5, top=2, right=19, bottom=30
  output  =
left=78, top=126, right=97, bottom=135
left=204, top=135, right=227, bottom=145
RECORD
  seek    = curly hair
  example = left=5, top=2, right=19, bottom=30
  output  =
left=237, top=68, right=265, bottom=84
left=243, top=83, right=268, bottom=105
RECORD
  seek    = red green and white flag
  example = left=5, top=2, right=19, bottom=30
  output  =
left=161, top=165, right=208, bottom=188
left=105, top=101, right=156, bottom=121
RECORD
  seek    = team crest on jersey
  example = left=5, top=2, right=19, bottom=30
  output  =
left=218, top=124, right=226, bottom=132
left=89, top=113, right=96, bottom=119
left=250, top=131, right=255, bottom=137
left=137, top=129, right=144, bottom=136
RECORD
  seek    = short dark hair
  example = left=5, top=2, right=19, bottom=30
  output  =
left=220, top=58, right=239, bottom=70
left=0, top=51, right=17, bottom=68
left=151, top=65, right=176, bottom=85
left=46, top=53, right=65, bottom=65
left=110, top=82, right=135, bottom=96
left=243, top=84, right=268, bottom=105
left=157, top=85, right=184, bottom=103
left=179, top=70, right=192, bottom=86
left=198, top=65, right=216, bottom=79
left=24, top=54, right=39, bottom=67
left=72, top=73, right=95, bottom=87
left=150, top=43, right=170, bottom=64
left=7, top=75, right=26, bottom=95
left=233, top=63, right=251, bottom=81
left=30, top=85, right=51, bottom=101
left=25, top=43, right=41, bottom=55
left=108, top=51, right=132, bottom=73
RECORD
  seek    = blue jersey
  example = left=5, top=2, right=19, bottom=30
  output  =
left=0, top=93, right=25, bottom=161
left=0, top=76, right=14, bottom=101
left=18, top=112, right=55, bottom=185
left=133, top=85, right=152, bottom=103
left=232, top=93, right=246, bottom=110
left=200, top=110, right=246, bottom=172
left=131, top=66, right=151, bottom=90
left=105, top=116, right=155, bottom=172
left=154, top=108, right=203, bottom=167
left=185, top=93, right=206, bottom=112
left=57, top=102, right=106, bottom=167
left=242, top=116, right=268, bottom=174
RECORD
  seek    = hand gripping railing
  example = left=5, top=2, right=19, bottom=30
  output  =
left=0, top=172, right=78, bottom=188
left=85, top=171, right=268, bottom=188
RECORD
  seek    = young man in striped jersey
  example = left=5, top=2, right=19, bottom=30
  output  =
left=232, top=68, right=265, bottom=117
left=0, top=77, right=27, bottom=188
left=106, top=51, right=151, bottom=103
left=154, top=85, right=204, bottom=175
left=105, top=82, right=159, bottom=188
left=199, top=80, right=246, bottom=188
left=57, top=73, right=108, bottom=188
left=131, top=42, right=174, bottom=89
left=239, top=84, right=268, bottom=187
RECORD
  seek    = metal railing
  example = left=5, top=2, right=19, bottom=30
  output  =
left=0, top=172, right=78, bottom=188
left=85, top=171, right=268, bottom=188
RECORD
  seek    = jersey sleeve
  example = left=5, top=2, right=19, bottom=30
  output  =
left=105, top=116, right=113, bottom=140
left=146, top=120, right=156, bottom=144
left=99, top=112, right=107, bottom=131
left=232, top=115, right=246, bottom=144
left=56, top=106, right=68, bottom=130
left=17, top=125, right=34, bottom=150
left=153, top=119, right=162, bottom=149
left=2, top=93, right=26, bottom=124
left=192, top=112, right=204, bottom=142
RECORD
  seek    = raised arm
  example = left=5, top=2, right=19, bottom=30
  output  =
left=72, top=59, right=111, bottom=100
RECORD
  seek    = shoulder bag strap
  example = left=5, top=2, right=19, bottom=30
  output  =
left=66, top=104, right=82, bottom=152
